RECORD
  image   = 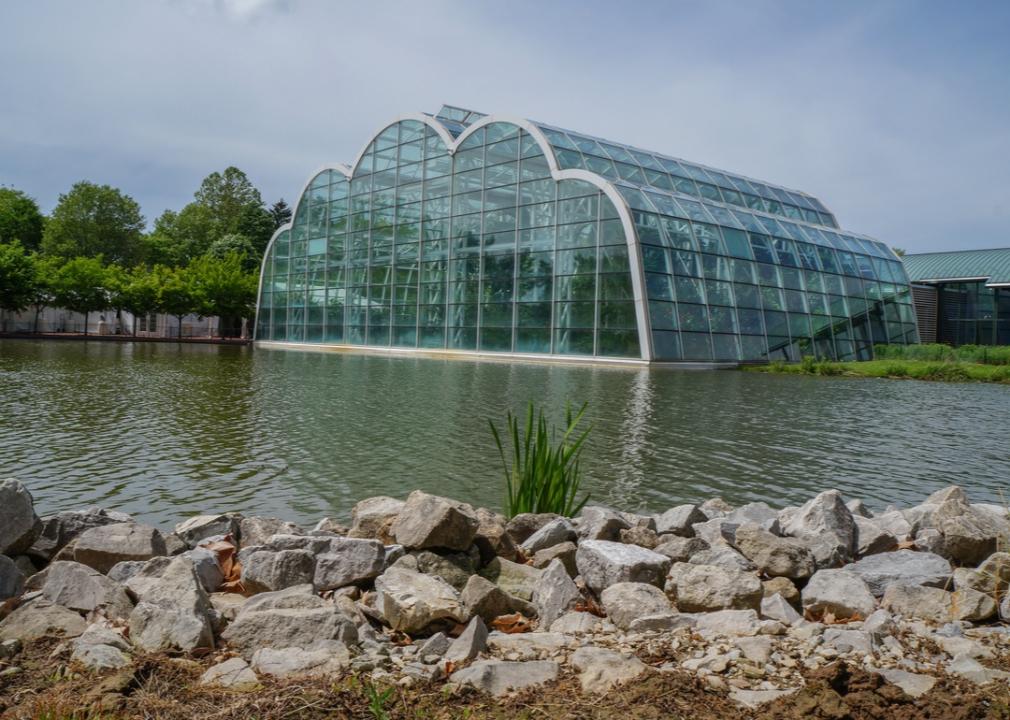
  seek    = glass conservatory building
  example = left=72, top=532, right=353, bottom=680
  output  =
left=255, top=105, right=919, bottom=363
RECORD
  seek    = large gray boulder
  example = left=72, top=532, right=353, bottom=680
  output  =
left=665, top=562, right=761, bottom=612
left=883, top=584, right=995, bottom=623
left=854, top=516, right=899, bottom=556
left=390, top=491, right=478, bottom=551
left=29, top=506, right=131, bottom=562
left=184, top=546, right=225, bottom=593
left=975, top=552, right=1010, bottom=595
left=652, top=536, right=709, bottom=563
left=473, top=507, right=518, bottom=563
left=600, top=582, right=673, bottom=630
left=348, top=496, right=404, bottom=544
left=531, top=541, right=578, bottom=575
left=519, top=517, right=576, bottom=555
left=128, top=555, right=215, bottom=652
left=846, top=550, right=952, bottom=597
left=871, top=510, right=912, bottom=542
left=504, top=513, right=558, bottom=545
left=449, top=659, right=559, bottom=696
left=373, top=566, right=464, bottom=634
left=479, top=557, right=542, bottom=601
left=576, top=540, right=671, bottom=594
left=39, top=561, right=133, bottom=620
left=313, top=537, right=386, bottom=591
left=689, top=544, right=755, bottom=572
left=654, top=504, right=706, bottom=537
left=691, top=518, right=740, bottom=546
left=0, top=478, right=41, bottom=556
left=461, top=574, right=514, bottom=623
left=74, top=522, right=167, bottom=574
left=932, top=499, right=1007, bottom=565
left=779, top=490, right=857, bottom=566
left=726, top=502, right=781, bottom=534
left=733, top=524, right=815, bottom=579
left=801, top=569, right=876, bottom=620
left=532, top=559, right=580, bottom=628
left=410, top=549, right=477, bottom=591
left=239, top=517, right=303, bottom=548
left=0, top=555, right=25, bottom=600
left=578, top=507, right=630, bottom=541
left=222, top=585, right=357, bottom=657
left=241, top=549, right=315, bottom=593
left=0, top=600, right=87, bottom=642
left=174, top=514, right=240, bottom=548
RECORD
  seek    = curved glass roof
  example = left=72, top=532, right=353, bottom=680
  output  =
left=903, top=248, right=1010, bottom=287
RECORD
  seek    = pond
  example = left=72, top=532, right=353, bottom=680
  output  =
left=1, top=339, right=1007, bottom=529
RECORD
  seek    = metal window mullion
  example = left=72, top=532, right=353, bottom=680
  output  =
left=593, top=190, right=601, bottom=357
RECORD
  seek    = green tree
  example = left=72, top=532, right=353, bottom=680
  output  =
left=189, top=252, right=258, bottom=336
left=155, top=264, right=198, bottom=339
left=892, top=247, right=907, bottom=257
left=269, top=199, right=292, bottom=229
left=28, top=255, right=59, bottom=332
left=0, top=242, right=38, bottom=330
left=42, top=182, right=146, bottom=265
left=0, top=188, right=45, bottom=252
left=51, top=256, right=111, bottom=335
left=111, top=265, right=161, bottom=335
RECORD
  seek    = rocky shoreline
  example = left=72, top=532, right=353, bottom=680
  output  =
left=1, top=479, right=1009, bottom=714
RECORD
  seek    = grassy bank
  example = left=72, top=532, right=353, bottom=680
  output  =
left=747, top=356, right=1010, bottom=384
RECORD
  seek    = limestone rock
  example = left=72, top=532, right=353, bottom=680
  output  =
left=391, top=491, right=478, bottom=551
left=200, top=657, right=259, bottom=689
left=947, top=653, right=1010, bottom=685
left=479, top=557, right=542, bottom=601
left=689, top=544, right=756, bottom=572
left=576, top=540, right=671, bottom=594
left=349, top=496, right=404, bottom=544
left=0, top=479, right=41, bottom=556
left=445, top=616, right=488, bottom=663
left=241, top=549, right=315, bottom=593
left=222, top=585, right=357, bottom=657
left=881, top=585, right=955, bottom=622
left=847, top=549, right=952, bottom=597
left=877, top=668, right=936, bottom=698
left=504, top=513, right=557, bottom=545
left=760, top=593, right=801, bottom=624
left=854, top=516, right=899, bottom=556
left=411, top=549, right=476, bottom=591
left=0, top=555, right=25, bottom=601
left=373, top=566, right=463, bottom=634
left=418, top=632, right=451, bottom=658
left=699, top=497, right=734, bottom=518
left=532, top=559, right=580, bottom=628
left=74, top=522, right=167, bottom=574
left=975, top=552, right=1010, bottom=594
left=730, top=688, right=800, bottom=709
left=461, top=574, right=513, bottom=623
left=473, top=507, right=518, bottom=563
left=653, top=536, right=709, bottom=563
left=70, top=623, right=132, bottom=670
left=129, top=555, right=215, bottom=652
left=313, top=537, right=386, bottom=591
left=0, top=600, right=87, bottom=642
left=762, top=577, right=799, bottom=605
left=600, top=582, right=672, bottom=630
left=735, top=635, right=774, bottom=664
left=578, top=506, right=630, bottom=541
left=549, top=611, right=602, bottom=634
left=239, top=517, right=303, bottom=548
left=40, top=561, right=133, bottom=620
left=779, top=490, right=857, bottom=566
left=822, top=628, right=873, bottom=655
left=251, top=641, right=351, bottom=678
left=312, top=518, right=349, bottom=535
left=449, top=659, right=559, bottom=696
left=619, top=525, right=659, bottom=549
left=185, top=546, right=224, bottom=594
left=666, top=563, right=762, bottom=612
left=519, top=517, right=576, bottom=555
left=691, top=518, right=740, bottom=546
left=933, top=499, right=1007, bottom=565
left=693, top=609, right=763, bottom=636
left=531, top=541, right=577, bottom=576
left=654, top=505, right=706, bottom=537
left=29, top=507, right=130, bottom=562
left=801, top=569, right=876, bottom=620
left=734, top=523, right=815, bottom=579
left=726, top=502, right=781, bottom=534
left=486, top=631, right=571, bottom=658
left=174, top=514, right=240, bottom=548
left=571, top=646, right=646, bottom=693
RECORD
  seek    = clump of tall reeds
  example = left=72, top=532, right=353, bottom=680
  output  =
left=489, top=402, right=591, bottom=518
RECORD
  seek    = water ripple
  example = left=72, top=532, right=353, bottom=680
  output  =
left=1, top=339, right=1008, bottom=530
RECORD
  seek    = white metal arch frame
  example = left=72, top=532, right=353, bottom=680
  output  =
left=255, top=112, right=654, bottom=360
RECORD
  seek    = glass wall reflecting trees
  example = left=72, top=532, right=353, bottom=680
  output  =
left=255, top=106, right=919, bottom=362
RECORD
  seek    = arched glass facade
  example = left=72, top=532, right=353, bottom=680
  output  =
left=255, top=105, right=919, bottom=363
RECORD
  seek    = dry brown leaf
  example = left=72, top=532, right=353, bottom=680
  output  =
left=490, top=613, right=531, bottom=634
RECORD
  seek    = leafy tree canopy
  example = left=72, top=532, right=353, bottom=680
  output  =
left=50, top=256, right=112, bottom=323
left=42, top=182, right=145, bottom=265
left=0, top=188, right=45, bottom=252
left=0, top=241, right=38, bottom=313
left=190, top=251, right=258, bottom=320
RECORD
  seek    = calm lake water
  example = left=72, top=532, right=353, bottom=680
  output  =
left=1, top=339, right=1007, bottom=529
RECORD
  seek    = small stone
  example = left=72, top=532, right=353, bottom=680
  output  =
left=619, top=525, right=659, bottom=549
left=0, top=599, right=87, bottom=642
left=460, top=574, right=513, bottom=622
left=373, top=566, right=463, bottom=634
left=349, top=496, right=405, bottom=544
left=762, top=577, right=799, bottom=605
left=578, top=506, right=631, bottom=541
left=200, top=657, right=259, bottom=689
left=734, top=523, right=815, bottom=579
left=689, top=544, right=755, bottom=572
left=444, top=616, right=488, bottom=663
left=854, top=516, right=899, bottom=556
left=734, top=636, right=773, bottom=664
left=801, top=569, right=876, bottom=620
left=313, top=537, right=387, bottom=591
left=699, top=498, right=734, bottom=518
left=600, top=582, right=672, bottom=631
left=417, top=632, right=451, bottom=658
left=504, top=513, right=557, bottom=546
left=822, top=628, right=872, bottom=655
left=174, top=514, right=240, bottom=548
left=533, top=559, right=580, bottom=629
left=519, top=517, right=576, bottom=555
left=0, top=555, right=26, bottom=601
left=760, top=594, right=801, bottom=625
left=549, top=611, right=602, bottom=634
left=693, top=609, right=762, bottom=636
left=530, top=541, right=578, bottom=575
left=251, top=641, right=351, bottom=678
left=947, top=653, right=1010, bottom=685
left=729, top=688, right=799, bottom=709
left=0, top=478, right=41, bottom=556
left=882, top=585, right=954, bottom=623
left=654, top=505, right=707, bottom=537
left=239, top=517, right=303, bottom=547
left=479, top=557, right=542, bottom=602
left=652, top=536, right=709, bottom=563
left=877, top=667, right=936, bottom=698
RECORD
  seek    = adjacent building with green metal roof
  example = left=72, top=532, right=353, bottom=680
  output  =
left=904, top=248, right=1010, bottom=345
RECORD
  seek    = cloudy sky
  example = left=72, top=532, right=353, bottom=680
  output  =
left=1, top=0, right=1007, bottom=253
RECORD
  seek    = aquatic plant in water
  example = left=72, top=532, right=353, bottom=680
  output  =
left=489, top=401, right=591, bottom=518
